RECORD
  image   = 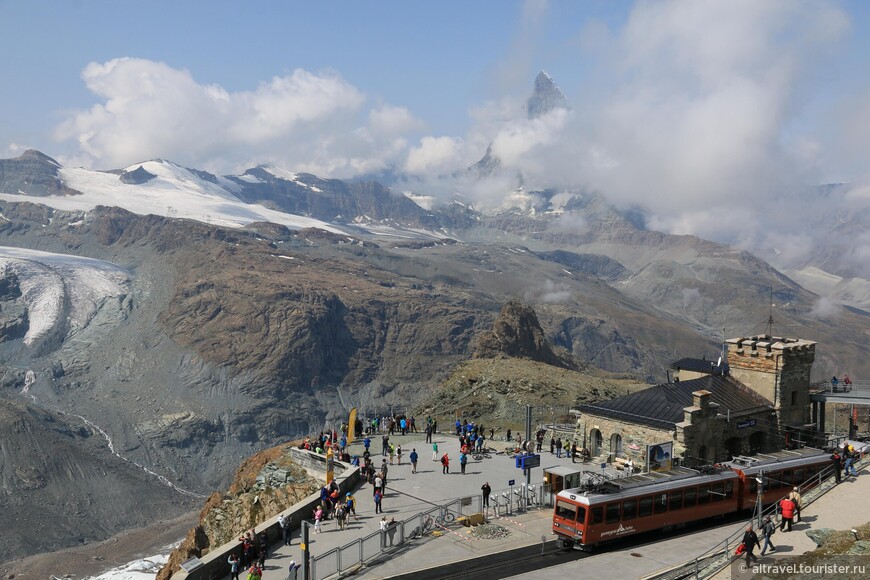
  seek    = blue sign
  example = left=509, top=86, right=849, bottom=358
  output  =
left=508, top=479, right=515, bottom=486
left=515, top=453, right=541, bottom=470
left=737, top=419, right=757, bottom=429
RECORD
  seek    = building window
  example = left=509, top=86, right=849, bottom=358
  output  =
left=791, top=391, right=797, bottom=405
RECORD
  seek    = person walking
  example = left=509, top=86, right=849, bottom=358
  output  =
left=788, top=487, right=803, bottom=523
left=345, top=492, right=357, bottom=519
left=278, top=513, right=291, bottom=546
left=425, top=424, right=432, bottom=444
left=778, top=496, right=796, bottom=532
left=460, top=452, right=468, bottom=474
left=314, top=506, right=324, bottom=534
left=759, top=515, right=777, bottom=556
left=374, top=489, right=383, bottom=514
left=845, top=446, right=859, bottom=477
left=396, top=444, right=403, bottom=465
left=741, top=525, right=761, bottom=566
left=432, top=441, right=439, bottom=461
left=481, top=481, right=491, bottom=508
left=441, top=453, right=450, bottom=474
left=409, top=448, right=419, bottom=473
left=570, top=442, right=578, bottom=464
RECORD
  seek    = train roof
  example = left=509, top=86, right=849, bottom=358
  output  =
left=557, top=466, right=738, bottom=504
left=723, top=447, right=828, bottom=473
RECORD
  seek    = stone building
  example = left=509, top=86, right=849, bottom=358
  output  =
left=576, top=334, right=817, bottom=467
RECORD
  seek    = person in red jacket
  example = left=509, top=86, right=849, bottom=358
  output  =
left=779, top=496, right=796, bottom=532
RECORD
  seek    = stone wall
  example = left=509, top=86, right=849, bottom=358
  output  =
left=573, top=414, right=674, bottom=464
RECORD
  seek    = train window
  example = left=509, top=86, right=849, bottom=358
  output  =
left=592, top=506, right=603, bottom=525
left=555, top=500, right=578, bottom=521
left=698, top=486, right=710, bottom=505
left=724, top=481, right=734, bottom=498
left=782, top=470, right=793, bottom=486
left=771, top=471, right=783, bottom=489
left=668, top=491, right=683, bottom=511
left=711, top=483, right=724, bottom=502
left=606, top=503, right=620, bottom=524
left=622, top=499, right=637, bottom=520
left=577, top=506, right=587, bottom=525
left=794, top=468, right=804, bottom=484
left=638, top=497, right=653, bottom=517
left=684, top=487, right=697, bottom=507
left=654, top=493, right=668, bottom=514
left=749, top=478, right=758, bottom=494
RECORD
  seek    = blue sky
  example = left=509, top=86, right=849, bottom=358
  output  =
left=3, top=0, right=870, bottom=256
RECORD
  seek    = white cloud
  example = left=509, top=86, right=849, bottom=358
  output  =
left=809, top=296, right=840, bottom=320
left=404, top=136, right=463, bottom=175
left=51, top=58, right=416, bottom=178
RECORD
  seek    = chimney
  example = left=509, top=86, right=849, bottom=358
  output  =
left=693, top=390, right=712, bottom=412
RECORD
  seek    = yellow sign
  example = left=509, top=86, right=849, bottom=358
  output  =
left=347, top=407, right=358, bottom=446
left=326, top=447, right=334, bottom=484
left=300, top=543, right=306, bottom=551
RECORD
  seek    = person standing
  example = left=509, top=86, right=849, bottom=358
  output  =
left=507, top=428, right=512, bottom=442
left=555, top=438, right=563, bottom=458
left=374, top=474, right=383, bottom=496
left=441, top=453, right=450, bottom=474
left=379, top=515, right=388, bottom=548
left=570, top=442, right=578, bottom=464
left=788, top=487, right=803, bottom=523
left=550, top=436, right=556, bottom=454
left=397, top=444, right=402, bottom=465
left=760, top=516, right=777, bottom=556
left=410, top=448, right=419, bottom=473
left=387, top=517, right=397, bottom=546
left=374, top=489, right=383, bottom=514
left=460, top=452, right=468, bottom=474
left=832, top=450, right=843, bottom=483
left=481, top=481, right=491, bottom=508
left=778, top=496, right=796, bottom=532
left=425, top=424, right=432, bottom=444
left=382, top=434, right=389, bottom=457
left=741, top=525, right=761, bottom=566
left=432, top=441, right=439, bottom=461
left=228, top=554, right=241, bottom=580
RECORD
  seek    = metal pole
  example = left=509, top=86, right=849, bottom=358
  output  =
left=526, top=405, right=532, bottom=488
left=301, top=521, right=311, bottom=580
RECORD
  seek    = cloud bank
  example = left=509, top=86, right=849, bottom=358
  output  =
left=50, top=1, right=870, bottom=280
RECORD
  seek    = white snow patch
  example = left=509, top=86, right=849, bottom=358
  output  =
left=0, top=165, right=345, bottom=234
left=0, top=247, right=129, bottom=345
left=404, top=192, right=435, bottom=210
left=85, top=551, right=170, bottom=580
left=262, top=166, right=299, bottom=182
left=236, top=173, right=264, bottom=184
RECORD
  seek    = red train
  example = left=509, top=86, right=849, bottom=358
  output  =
left=553, top=447, right=832, bottom=550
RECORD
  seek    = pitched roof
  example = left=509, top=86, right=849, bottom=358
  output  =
left=579, top=375, right=773, bottom=430
left=670, top=357, right=722, bottom=375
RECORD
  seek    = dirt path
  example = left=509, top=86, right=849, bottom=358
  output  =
left=0, top=510, right=198, bottom=580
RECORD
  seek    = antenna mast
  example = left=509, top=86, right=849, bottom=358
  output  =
left=765, top=286, right=774, bottom=336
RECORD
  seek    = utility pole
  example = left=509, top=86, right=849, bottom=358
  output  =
left=300, top=521, right=312, bottom=580
left=755, top=470, right=764, bottom=529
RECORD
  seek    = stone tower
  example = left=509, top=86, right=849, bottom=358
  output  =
left=725, top=335, right=816, bottom=429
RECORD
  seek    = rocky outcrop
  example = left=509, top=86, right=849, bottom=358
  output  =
left=119, top=165, right=157, bottom=184
left=156, top=443, right=318, bottom=580
left=527, top=71, right=568, bottom=119
left=474, top=300, right=581, bottom=370
left=0, top=149, right=81, bottom=197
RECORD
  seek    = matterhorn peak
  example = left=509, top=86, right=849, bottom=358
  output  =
left=527, top=70, right=568, bottom=119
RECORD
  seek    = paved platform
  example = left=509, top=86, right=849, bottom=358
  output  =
left=251, top=432, right=581, bottom=579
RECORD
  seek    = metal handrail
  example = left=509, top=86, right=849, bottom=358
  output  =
left=641, top=462, right=840, bottom=580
